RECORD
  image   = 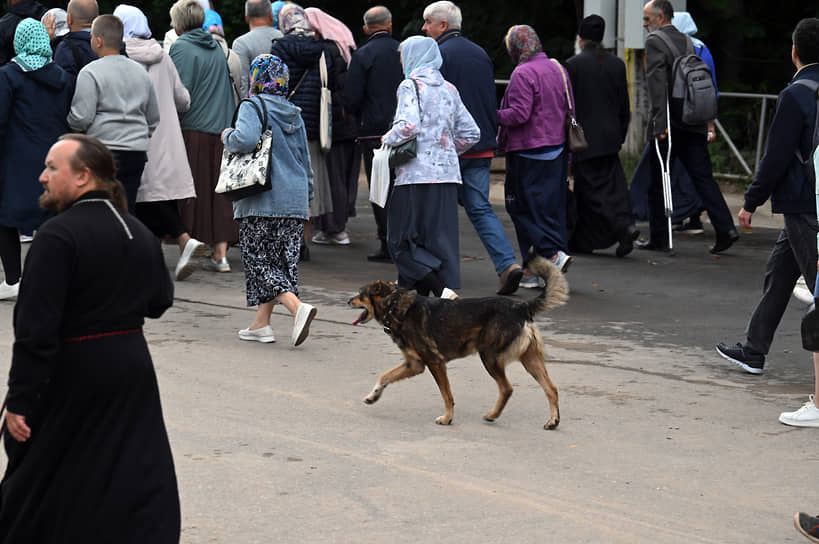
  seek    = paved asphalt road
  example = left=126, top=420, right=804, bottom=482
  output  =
left=0, top=180, right=815, bottom=543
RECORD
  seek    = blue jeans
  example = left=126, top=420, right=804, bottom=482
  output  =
left=457, top=158, right=517, bottom=275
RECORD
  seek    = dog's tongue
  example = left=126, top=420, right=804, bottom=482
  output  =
left=352, top=310, right=367, bottom=326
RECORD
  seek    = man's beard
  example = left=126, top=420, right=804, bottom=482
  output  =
left=39, top=191, right=66, bottom=213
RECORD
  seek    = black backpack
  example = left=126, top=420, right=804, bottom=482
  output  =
left=652, top=30, right=718, bottom=126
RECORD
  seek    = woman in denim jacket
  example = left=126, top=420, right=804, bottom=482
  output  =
left=382, top=36, right=479, bottom=298
left=221, top=54, right=318, bottom=347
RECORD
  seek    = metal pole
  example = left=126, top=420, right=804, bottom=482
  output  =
left=714, top=118, right=753, bottom=176
left=755, top=96, right=768, bottom=173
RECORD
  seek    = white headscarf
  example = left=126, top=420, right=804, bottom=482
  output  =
left=398, top=36, right=442, bottom=79
left=114, top=4, right=152, bottom=39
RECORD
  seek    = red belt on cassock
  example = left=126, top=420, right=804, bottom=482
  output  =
left=62, top=328, right=143, bottom=344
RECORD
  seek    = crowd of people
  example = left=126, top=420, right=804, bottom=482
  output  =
left=0, top=0, right=818, bottom=540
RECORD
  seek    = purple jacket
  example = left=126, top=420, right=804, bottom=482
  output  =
left=497, top=52, right=572, bottom=153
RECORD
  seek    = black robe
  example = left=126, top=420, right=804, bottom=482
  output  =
left=565, top=46, right=635, bottom=252
left=0, top=191, right=180, bottom=542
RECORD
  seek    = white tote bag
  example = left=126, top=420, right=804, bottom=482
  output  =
left=319, top=51, right=332, bottom=153
left=369, top=144, right=391, bottom=208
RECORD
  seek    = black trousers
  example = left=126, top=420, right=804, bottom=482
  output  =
left=112, top=150, right=147, bottom=214
left=647, top=129, right=734, bottom=244
left=135, top=200, right=188, bottom=240
left=744, top=213, right=819, bottom=355
left=0, top=225, right=20, bottom=284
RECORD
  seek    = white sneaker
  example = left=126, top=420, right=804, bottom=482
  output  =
left=175, top=238, right=205, bottom=281
left=203, top=257, right=230, bottom=273
left=18, top=234, right=33, bottom=243
left=0, top=280, right=19, bottom=299
left=550, top=250, right=572, bottom=273
left=779, top=395, right=819, bottom=427
left=238, top=325, right=276, bottom=343
left=292, top=302, right=317, bottom=346
left=519, top=270, right=545, bottom=289
left=311, top=231, right=331, bottom=245
left=440, top=287, right=458, bottom=300
left=331, top=232, right=351, bottom=246
left=793, top=276, right=814, bottom=305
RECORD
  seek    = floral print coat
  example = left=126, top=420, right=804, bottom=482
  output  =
left=382, top=67, right=480, bottom=186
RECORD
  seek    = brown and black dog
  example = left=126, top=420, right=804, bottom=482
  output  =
left=348, top=256, right=568, bottom=429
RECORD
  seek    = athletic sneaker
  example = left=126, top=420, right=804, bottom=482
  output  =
left=779, top=395, right=819, bottom=427
left=238, top=325, right=276, bottom=343
left=794, top=512, right=819, bottom=543
left=550, top=250, right=572, bottom=273
left=312, top=231, right=351, bottom=246
left=715, top=342, right=765, bottom=374
left=793, top=276, right=814, bottom=305
left=519, top=270, right=545, bottom=289
left=203, top=257, right=231, bottom=273
left=0, top=280, right=19, bottom=299
left=673, top=217, right=704, bottom=234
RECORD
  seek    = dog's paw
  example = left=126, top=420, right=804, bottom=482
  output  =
left=543, top=418, right=559, bottom=430
left=363, top=385, right=383, bottom=404
left=435, top=415, right=453, bottom=425
left=482, top=413, right=497, bottom=422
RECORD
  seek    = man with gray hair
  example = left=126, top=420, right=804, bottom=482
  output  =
left=344, top=5, right=403, bottom=262
left=232, top=0, right=283, bottom=99
left=53, top=0, right=99, bottom=76
left=422, top=1, right=522, bottom=295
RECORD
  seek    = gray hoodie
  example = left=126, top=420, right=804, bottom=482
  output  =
left=67, top=54, right=160, bottom=151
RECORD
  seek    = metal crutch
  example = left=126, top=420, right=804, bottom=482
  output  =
left=653, top=99, right=674, bottom=254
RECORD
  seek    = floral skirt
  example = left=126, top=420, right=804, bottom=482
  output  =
left=239, top=216, right=303, bottom=306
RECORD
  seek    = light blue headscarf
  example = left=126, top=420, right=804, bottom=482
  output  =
left=398, top=36, right=441, bottom=79
left=672, top=11, right=705, bottom=50
left=203, top=9, right=224, bottom=36
left=271, top=1, right=287, bottom=29
left=12, top=18, right=51, bottom=72
left=113, top=4, right=152, bottom=39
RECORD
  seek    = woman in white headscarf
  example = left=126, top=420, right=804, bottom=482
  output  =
left=382, top=36, right=480, bottom=298
left=114, top=4, right=208, bottom=281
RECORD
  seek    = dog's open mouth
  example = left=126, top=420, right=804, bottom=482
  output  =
left=352, top=309, right=369, bottom=326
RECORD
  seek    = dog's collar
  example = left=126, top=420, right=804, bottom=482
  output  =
left=382, top=290, right=402, bottom=337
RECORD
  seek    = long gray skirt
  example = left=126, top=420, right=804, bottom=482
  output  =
left=386, top=183, right=460, bottom=290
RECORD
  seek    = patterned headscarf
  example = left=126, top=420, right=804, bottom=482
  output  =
left=304, top=7, right=356, bottom=67
left=399, top=36, right=441, bottom=79
left=12, top=18, right=52, bottom=72
left=278, top=4, right=313, bottom=36
left=249, top=54, right=289, bottom=97
left=114, top=4, right=152, bottom=39
left=504, top=25, right=543, bottom=65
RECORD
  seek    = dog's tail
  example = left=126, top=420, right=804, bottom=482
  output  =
left=526, top=256, right=569, bottom=316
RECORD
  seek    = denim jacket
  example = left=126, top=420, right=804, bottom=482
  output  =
left=223, top=94, right=313, bottom=220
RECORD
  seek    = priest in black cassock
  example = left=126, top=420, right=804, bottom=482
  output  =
left=0, top=134, right=180, bottom=542
left=565, top=15, right=639, bottom=258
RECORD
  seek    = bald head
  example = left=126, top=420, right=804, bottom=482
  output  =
left=67, top=0, right=99, bottom=30
left=364, top=6, right=391, bottom=33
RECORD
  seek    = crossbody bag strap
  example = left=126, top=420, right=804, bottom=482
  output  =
left=409, top=77, right=421, bottom=119
left=551, top=58, right=573, bottom=113
left=287, top=66, right=311, bottom=100
left=230, top=97, right=268, bottom=149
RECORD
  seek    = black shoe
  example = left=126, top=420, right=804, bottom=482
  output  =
left=793, top=512, right=819, bottom=543
left=710, top=228, right=739, bottom=254
left=616, top=226, right=640, bottom=258
left=715, top=342, right=765, bottom=374
left=367, top=243, right=392, bottom=263
left=635, top=238, right=670, bottom=252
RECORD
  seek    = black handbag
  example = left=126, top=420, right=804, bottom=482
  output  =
left=389, top=78, right=421, bottom=168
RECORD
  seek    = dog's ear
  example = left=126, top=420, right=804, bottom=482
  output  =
left=370, top=280, right=397, bottom=297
